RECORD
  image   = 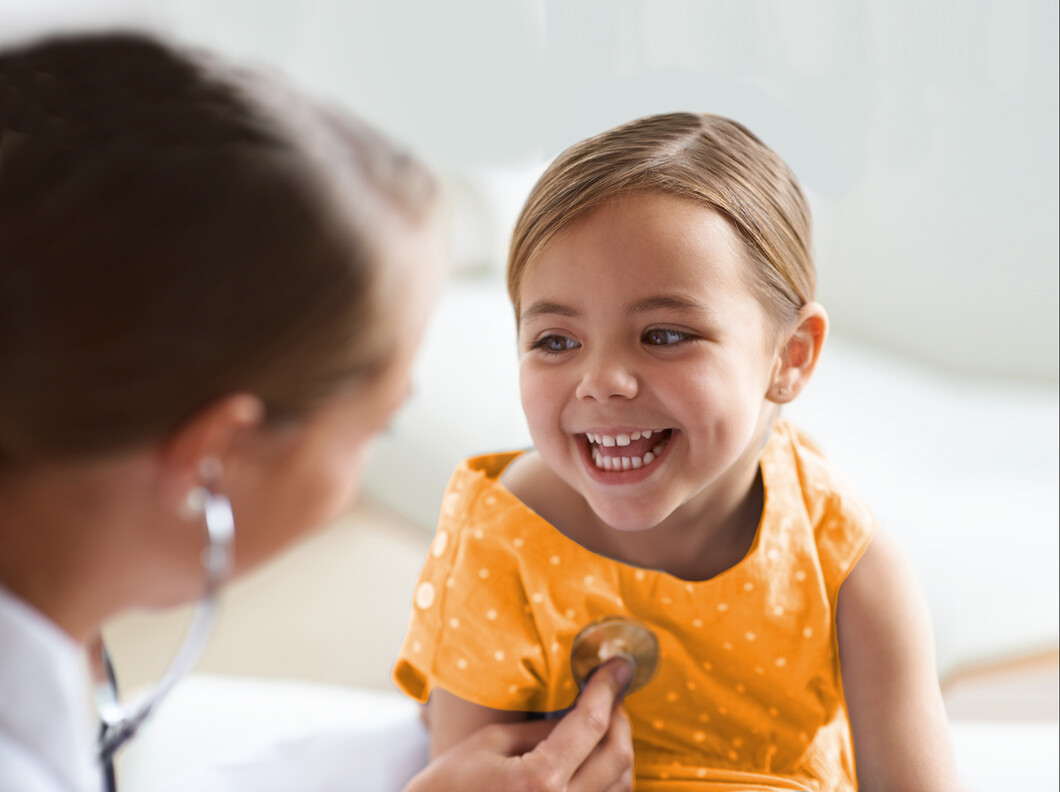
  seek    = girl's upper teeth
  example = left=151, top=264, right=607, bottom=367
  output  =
left=588, top=430, right=654, bottom=446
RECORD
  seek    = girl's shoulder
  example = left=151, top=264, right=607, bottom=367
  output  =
left=499, top=451, right=595, bottom=539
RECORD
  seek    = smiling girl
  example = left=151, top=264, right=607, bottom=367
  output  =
left=393, top=113, right=958, bottom=791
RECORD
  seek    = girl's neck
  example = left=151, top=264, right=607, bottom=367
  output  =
left=573, top=462, right=765, bottom=582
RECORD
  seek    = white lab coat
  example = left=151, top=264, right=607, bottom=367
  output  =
left=0, top=585, right=101, bottom=792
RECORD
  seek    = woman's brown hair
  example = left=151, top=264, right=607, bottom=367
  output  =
left=0, top=33, right=437, bottom=466
left=508, top=112, right=813, bottom=326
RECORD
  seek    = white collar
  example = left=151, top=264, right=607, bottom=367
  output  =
left=0, top=584, right=100, bottom=792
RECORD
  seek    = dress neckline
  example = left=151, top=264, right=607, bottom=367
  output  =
left=479, top=429, right=785, bottom=587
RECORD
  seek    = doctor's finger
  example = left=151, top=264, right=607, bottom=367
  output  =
left=526, top=658, right=633, bottom=780
left=568, top=705, right=634, bottom=792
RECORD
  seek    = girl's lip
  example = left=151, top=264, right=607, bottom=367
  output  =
left=576, top=429, right=675, bottom=485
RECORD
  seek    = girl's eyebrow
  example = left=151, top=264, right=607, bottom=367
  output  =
left=521, top=300, right=581, bottom=322
left=522, top=294, right=715, bottom=323
left=626, top=294, right=715, bottom=317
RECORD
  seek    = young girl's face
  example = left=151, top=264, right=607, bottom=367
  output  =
left=517, top=192, right=784, bottom=533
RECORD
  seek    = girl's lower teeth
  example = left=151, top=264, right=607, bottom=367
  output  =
left=592, top=442, right=666, bottom=471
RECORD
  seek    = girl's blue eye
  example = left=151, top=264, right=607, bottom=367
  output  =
left=531, top=334, right=579, bottom=354
left=643, top=328, right=691, bottom=346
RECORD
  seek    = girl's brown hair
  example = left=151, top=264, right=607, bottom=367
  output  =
left=508, top=112, right=813, bottom=326
left=0, top=33, right=437, bottom=466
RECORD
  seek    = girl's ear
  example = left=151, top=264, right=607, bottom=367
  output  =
left=156, top=394, right=265, bottom=510
left=768, top=302, right=828, bottom=404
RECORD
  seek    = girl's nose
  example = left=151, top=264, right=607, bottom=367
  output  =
left=575, top=352, right=639, bottom=401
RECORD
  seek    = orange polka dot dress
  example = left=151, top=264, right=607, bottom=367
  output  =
left=393, top=420, right=876, bottom=791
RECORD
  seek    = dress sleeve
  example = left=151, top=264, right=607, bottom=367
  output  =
left=788, top=424, right=878, bottom=606
left=392, top=463, right=553, bottom=712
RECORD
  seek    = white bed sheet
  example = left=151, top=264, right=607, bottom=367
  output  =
left=120, top=675, right=1058, bottom=792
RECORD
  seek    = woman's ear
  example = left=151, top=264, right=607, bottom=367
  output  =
left=768, top=302, right=828, bottom=404
left=156, top=394, right=265, bottom=510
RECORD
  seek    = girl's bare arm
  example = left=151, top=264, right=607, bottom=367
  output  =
left=427, top=688, right=529, bottom=758
left=837, top=529, right=960, bottom=791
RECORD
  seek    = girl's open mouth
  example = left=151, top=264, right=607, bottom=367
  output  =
left=582, top=428, right=673, bottom=472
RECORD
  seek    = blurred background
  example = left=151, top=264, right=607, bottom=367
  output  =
left=2, top=0, right=1057, bottom=786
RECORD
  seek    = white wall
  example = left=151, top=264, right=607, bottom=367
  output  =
left=3, top=0, right=1057, bottom=382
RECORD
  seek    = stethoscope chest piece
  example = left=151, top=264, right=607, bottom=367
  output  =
left=570, top=616, right=659, bottom=696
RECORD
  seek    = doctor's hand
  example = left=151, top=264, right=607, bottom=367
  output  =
left=404, top=658, right=635, bottom=792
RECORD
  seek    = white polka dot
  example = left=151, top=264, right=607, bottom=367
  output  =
left=775, top=657, right=787, bottom=668
left=563, top=679, right=573, bottom=689
left=513, top=537, right=524, bottom=548
left=803, top=627, right=814, bottom=638
left=412, top=641, right=422, bottom=653
left=550, top=642, right=560, bottom=653
left=442, top=492, right=461, bottom=517
left=692, top=618, right=703, bottom=628
left=531, top=592, right=544, bottom=603
left=634, top=569, right=646, bottom=581
left=449, top=617, right=460, bottom=629
left=431, top=531, right=449, bottom=557
left=564, top=608, right=576, bottom=619
left=685, top=583, right=695, bottom=593
left=774, top=605, right=785, bottom=616
left=666, top=691, right=678, bottom=703
left=755, top=666, right=765, bottom=675
left=745, top=631, right=756, bottom=641
left=687, top=681, right=697, bottom=691
left=743, top=581, right=755, bottom=592
left=652, top=720, right=665, bottom=730
left=794, top=570, right=807, bottom=581
left=765, top=463, right=776, bottom=475
left=478, top=568, right=490, bottom=579
left=446, top=576, right=455, bottom=589
left=766, top=549, right=780, bottom=562
left=693, top=731, right=706, bottom=742
left=549, top=555, right=561, bottom=566
left=702, top=661, right=713, bottom=671
left=457, top=658, right=468, bottom=670
left=697, top=768, right=708, bottom=778
left=415, top=582, right=435, bottom=609
left=583, top=575, right=595, bottom=586
left=723, top=641, right=733, bottom=651
left=508, top=684, right=518, bottom=694
left=728, top=750, right=739, bottom=761
left=717, top=603, right=729, bottom=612
left=473, top=529, right=484, bottom=540
left=661, top=596, right=673, bottom=605
left=494, top=650, right=505, bottom=661
left=484, top=494, right=497, bottom=507
left=486, top=609, right=498, bottom=621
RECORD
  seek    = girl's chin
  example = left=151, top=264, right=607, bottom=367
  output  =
left=580, top=495, right=673, bottom=534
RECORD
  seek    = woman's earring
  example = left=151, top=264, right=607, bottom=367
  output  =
left=776, top=386, right=789, bottom=398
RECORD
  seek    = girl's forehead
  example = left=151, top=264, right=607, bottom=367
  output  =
left=522, top=194, right=753, bottom=296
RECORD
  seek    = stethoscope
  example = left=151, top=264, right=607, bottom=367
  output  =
left=84, top=481, right=659, bottom=788
left=570, top=616, right=659, bottom=696
left=89, top=485, right=235, bottom=791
